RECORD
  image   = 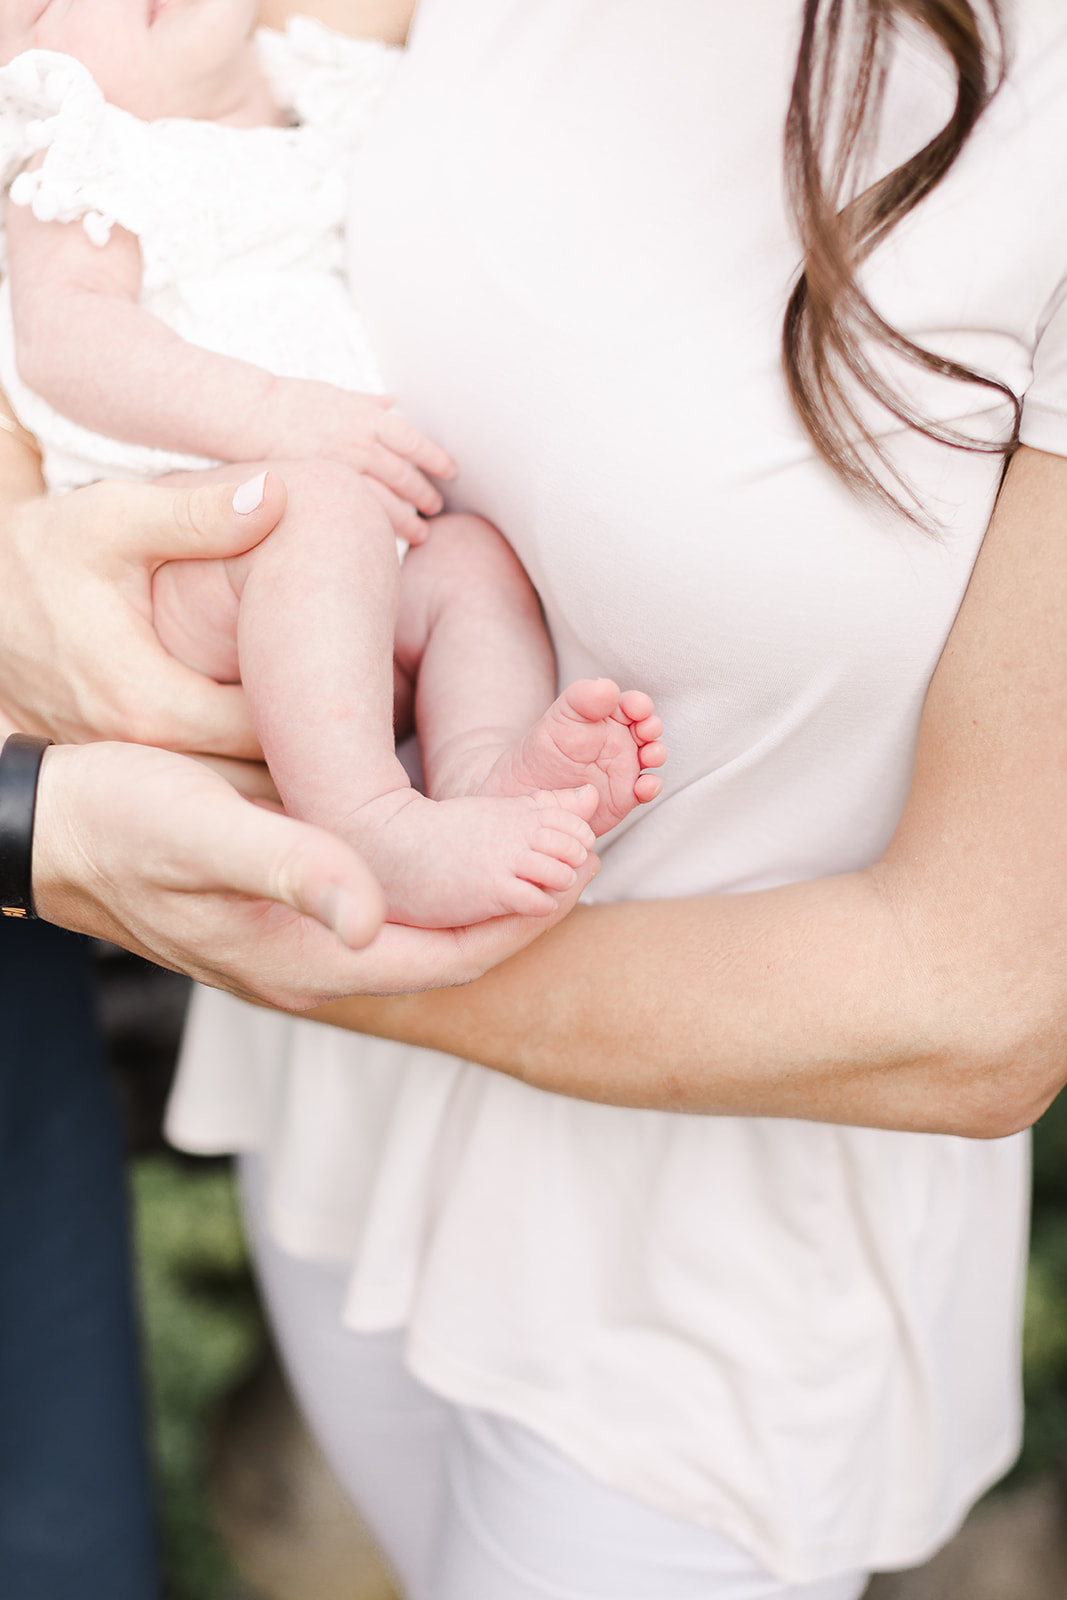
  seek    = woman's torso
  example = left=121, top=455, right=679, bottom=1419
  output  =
left=170, top=0, right=1067, bottom=1577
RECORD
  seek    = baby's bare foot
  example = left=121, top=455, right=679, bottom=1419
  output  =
left=482, top=678, right=665, bottom=837
left=344, top=784, right=598, bottom=927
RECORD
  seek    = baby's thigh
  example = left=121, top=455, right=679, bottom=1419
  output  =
left=394, top=513, right=529, bottom=672
left=152, top=557, right=242, bottom=683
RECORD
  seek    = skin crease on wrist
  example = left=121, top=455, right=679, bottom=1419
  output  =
left=7, top=0, right=1067, bottom=1137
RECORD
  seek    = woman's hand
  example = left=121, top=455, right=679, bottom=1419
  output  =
left=0, top=473, right=288, bottom=757
left=31, top=741, right=598, bottom=1008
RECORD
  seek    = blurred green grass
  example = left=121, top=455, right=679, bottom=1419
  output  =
left=132, top=1093, right=1067, bottom=1600
left=132, top=1153, right=266, bottom=1600
left=1018, top=1086, right=1067, bottom=1485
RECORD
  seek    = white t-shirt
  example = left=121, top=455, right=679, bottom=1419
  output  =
left=168, top=0, right=1067, bottom=1579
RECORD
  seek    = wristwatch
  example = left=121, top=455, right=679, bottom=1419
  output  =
left=0, top=733, right=54, bottom=919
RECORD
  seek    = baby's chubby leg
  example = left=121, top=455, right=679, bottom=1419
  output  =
left=153, top=463, right=404, bottom=813
left=394, top=513, right=558, bottom=785
left=397, top=515, right=666, bottom=836
left=152, top=465, right=596, bottom=928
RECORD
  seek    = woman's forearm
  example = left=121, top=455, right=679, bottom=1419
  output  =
left=311, top=448, right=1067, bottom=1140
left=312, top=868, right=1041, bottom=1138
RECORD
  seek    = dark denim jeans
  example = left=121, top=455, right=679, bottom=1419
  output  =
left=0, top=917, right=158, bottom=1600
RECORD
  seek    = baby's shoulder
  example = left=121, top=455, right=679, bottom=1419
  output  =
left=0, top=48, right=351, bottom=286
left=0, top=51, right=182, bottom=255
left=0, top=53, right=121, bottom=236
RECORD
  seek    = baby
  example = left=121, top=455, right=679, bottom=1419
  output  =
left=0, top=2, right=665, bottom=928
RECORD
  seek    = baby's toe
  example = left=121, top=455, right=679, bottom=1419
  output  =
left=530, top=825, right=589, bottom=870
left=564, top=678, right=621, bottom=722
left=535, top=786, right=598, bottom=829
left=519, top=849, right=580, bottom=893
left=506, top=879, right=559, bottom=917
left=619, top=688, right=656, bottom=723
left=632, top=712, right=664, bottom=743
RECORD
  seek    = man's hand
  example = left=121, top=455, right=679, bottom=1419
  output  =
left=0, top=473, right=288, bottom=756
left=31, top=741, right=598, bottom=1009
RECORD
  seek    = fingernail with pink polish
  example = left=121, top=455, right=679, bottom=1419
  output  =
left=233, top=471, right=267, bottom=515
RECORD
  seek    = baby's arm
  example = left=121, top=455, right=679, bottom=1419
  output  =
left=6, top=204, right=452, bottom=522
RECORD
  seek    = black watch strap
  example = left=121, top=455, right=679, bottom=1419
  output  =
left=0, top=733, right=54, bottom=920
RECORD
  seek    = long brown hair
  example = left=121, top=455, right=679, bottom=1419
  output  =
left=783, top=0, right=1017, bottom=520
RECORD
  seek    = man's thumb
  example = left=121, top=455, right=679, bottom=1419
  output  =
left=118, top=469, right=289, bottom=565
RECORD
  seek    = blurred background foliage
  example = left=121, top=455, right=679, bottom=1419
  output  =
left=97, top=948, right=1067, bottom=1600
left=133, top=1154, right=266, bottom=1600
left=1019, top=1087, right=1067, bottom=1487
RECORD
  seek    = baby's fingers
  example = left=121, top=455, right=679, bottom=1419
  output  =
left=375, top=409, right=457, bottom=480
left=368, top=445, right=445, bottom=516
left=361, top=477, right=429, bottom=544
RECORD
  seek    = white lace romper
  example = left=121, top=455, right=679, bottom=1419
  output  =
left=0, top=20, right=401, bottom=494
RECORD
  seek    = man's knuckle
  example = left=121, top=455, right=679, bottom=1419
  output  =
left=175, top=487, right=204, bottom=542
left=111, top=700, right=161, bottom=746
left=78, top=685, right=126, bottom=741
left=266, top=840, right=308, bottom=906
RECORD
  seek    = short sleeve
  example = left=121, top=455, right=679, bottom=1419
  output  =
left=1020, top=276, right=1067, bottom=457
left=254, top=18, right=403, bottom=147
left=0, top=49, right=142, bottom=249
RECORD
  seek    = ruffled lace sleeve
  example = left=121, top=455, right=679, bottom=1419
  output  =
left=0, top=50, right=141, bottom=249
left=254, top=17, right=403, bottom=147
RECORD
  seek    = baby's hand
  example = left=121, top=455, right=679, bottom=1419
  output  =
left=261, top=378, right=455, bottom=540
